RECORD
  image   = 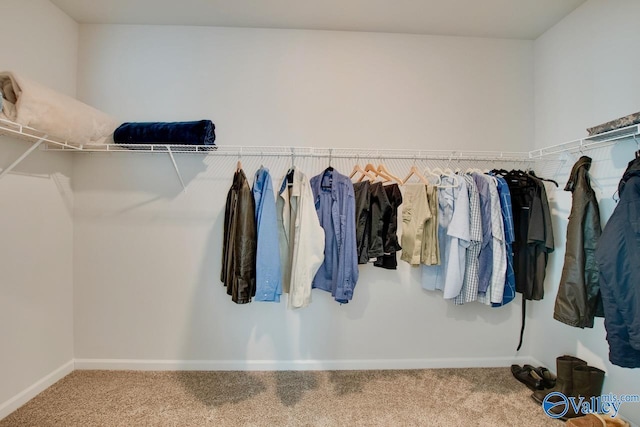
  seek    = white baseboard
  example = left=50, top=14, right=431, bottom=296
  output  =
left=0, top=360, right=74, bottom=421
left=74, top=356, right=539, bottom=371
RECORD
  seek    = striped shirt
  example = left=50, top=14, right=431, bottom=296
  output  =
left=454, top=175, right=482, bottom=305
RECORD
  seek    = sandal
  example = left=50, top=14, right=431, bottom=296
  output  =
left=533, top=366, right=556, bottom=389
left=510, top=364, right=544, bottom=391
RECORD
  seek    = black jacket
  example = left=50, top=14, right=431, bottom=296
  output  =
left=595, top=157, right=640, bottom=368
left=554, top=156, right=604, bottom=328
left=221, top=169, right=257, bottom=304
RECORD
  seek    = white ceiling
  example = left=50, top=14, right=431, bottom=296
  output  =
left=49, top=0, right=586, bottom=40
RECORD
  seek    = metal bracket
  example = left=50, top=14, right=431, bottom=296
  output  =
left=167, top=146, right=187, bottom=192
left=0, top=136, right=47, bottom=179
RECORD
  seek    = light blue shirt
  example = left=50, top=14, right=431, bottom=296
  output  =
left=252, top=167, right=282, bottom=302
left=310, top=168, right=359, bottom=303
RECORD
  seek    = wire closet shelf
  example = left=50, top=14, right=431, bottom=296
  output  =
left=1, top=118, right=639, bottom=189
left=2, top=119, right=638, bottom=160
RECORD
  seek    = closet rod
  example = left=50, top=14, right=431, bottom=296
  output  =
left=56, top=144, right=536, bottom=162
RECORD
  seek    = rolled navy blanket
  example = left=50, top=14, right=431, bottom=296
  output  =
left=113, top=120, right=216, bottom=145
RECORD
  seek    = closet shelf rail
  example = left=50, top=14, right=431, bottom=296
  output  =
left=2, top=119, right=638, bottom=161
left=528, top=124, right=640, bottom=158
left=2, top=118, right=640, bottom=189
left=0, top=119, right=83, bottom=151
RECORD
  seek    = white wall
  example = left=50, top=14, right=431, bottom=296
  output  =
left=0, top=0, right=77, bottom=417
left=73, top=25, right=535, bottom=367
left=78, top=25, right=533, bottom=151
left=532, top=0, right=640, bottom=423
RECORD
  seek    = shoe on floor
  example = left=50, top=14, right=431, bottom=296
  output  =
left=533, top=366, right=556, bottom=389
left=510, top=364, right=543, bottom=391
left=532, top=355, right=587, bottom=404
left=566, top=413, right=630, bottom=427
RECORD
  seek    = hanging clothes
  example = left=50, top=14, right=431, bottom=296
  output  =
left=454, top=175, right=482, bottom=304
left=441, top=177, right=470, bottom=298
left=554, top=156, right=604, bottom=328
left=472, top=173, right=493, bottom=297
left=479, top=174, right=506, bottom=306
left=491, top=175, right=516, bottom=307
left=596, top=156, right=640, bottom=368
left=422, top=176, right=468, bottom=294
left=277, top=167, right=325, bottom=309
left=506, top=171, right=554, bottom=301
left=221, top=168, right=257, bottom=304
left=400, top=184, right=439, bottom=266
left=373, top=183, right=403, bottom=270
left=310, top=168, right=359, bottom=303
left=421, top=185, right=440, bottom=266
left=400, top=184, right=430, bottom=265
left=504, top=169, right=554, bottom=350
left=367, top=182, right=392, bottom=260
left=252, top=167, right=282, bottom=303
left=353, top=180, right=371, bottom=264
left=528, top=174, right=555, bottom=298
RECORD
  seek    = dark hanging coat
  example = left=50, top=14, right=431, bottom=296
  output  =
left=221, top=169, right=257, bottom=304
left=554, top=156, right=604, bottom=328
left=595, top=157, right=640, bottom=368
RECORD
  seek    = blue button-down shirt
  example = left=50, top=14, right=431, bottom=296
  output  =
left=492, top=175, right=516, bottom=307
left=310, top=168, right=359, bottom=303
left=252, top=167, right=282, bottom=302
left=472, top=173, right=493, bottom=295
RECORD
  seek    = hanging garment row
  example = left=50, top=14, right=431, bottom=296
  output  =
left=220, top=162, right=555, bottom=319
left=551, top=153, right=640, bottom=369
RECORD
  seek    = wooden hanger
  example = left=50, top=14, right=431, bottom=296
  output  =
left=350, top=163, right=376, bottom=181
left=360, top=163, right=389, bottom=182
left=377, top=163, right=402, bottom=183
left=402, top=165, right=429, bottom=185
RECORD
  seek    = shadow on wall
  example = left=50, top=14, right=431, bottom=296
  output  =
left=70, top=151, right=208, bottom=198
left=0, top=136, right=73, bottom=213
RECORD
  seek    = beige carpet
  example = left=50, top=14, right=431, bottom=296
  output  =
left=1, top=368, right=563, bottom=426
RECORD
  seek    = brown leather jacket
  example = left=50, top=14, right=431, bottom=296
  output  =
left=221, top=169, right=256, bottom=304
left=553, top=156, right=604, bottom=328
